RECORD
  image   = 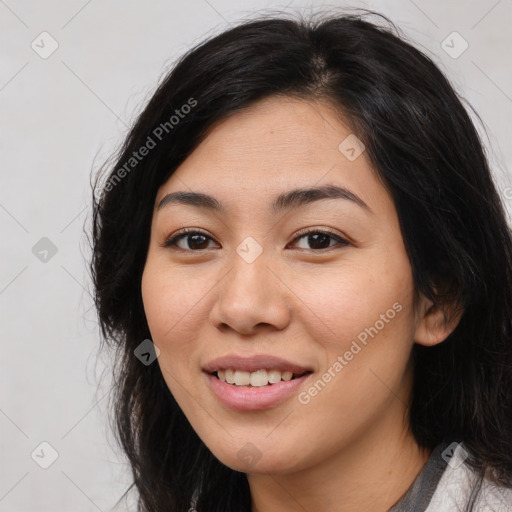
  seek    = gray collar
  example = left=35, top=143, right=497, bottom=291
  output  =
left=387, top=441, right=451, bottom=512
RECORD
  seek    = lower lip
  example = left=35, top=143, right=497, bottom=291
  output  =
left=204, top=372, right=312, bottom=411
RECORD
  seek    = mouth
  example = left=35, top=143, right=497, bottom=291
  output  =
left=204, top=369, right=314, bottom=411
left=208, top=369, right=313, bottom=387
left=202, top=354, right=314, bottom=409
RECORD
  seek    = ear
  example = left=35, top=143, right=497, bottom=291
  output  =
left=414, top=293, right=464, bottom=347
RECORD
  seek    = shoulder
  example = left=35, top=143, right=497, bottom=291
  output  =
left=426, top=443, right=512, bottom=511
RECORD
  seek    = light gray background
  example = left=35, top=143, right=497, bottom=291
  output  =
left=1, top=0, right=511, bottom=511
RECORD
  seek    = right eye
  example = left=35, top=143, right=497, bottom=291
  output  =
left=160, top=229, right=219, bottom=251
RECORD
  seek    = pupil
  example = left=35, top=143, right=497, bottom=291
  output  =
left=309, top=233, right=330, bottom=249
left=189, top=234, right=208, bottom=250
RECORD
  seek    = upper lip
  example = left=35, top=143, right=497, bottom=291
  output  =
left=203, top=354, right=313, bottom=374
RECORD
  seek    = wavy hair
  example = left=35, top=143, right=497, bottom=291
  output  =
left=89, top=9, right=512, bottom=512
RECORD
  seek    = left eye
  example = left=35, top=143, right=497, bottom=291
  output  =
left=290, top=231, right=349, bottom=250
left=161, top=229, right=349, bottom=252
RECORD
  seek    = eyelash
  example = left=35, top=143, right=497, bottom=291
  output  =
left=159, top=227, right=350, bottom=252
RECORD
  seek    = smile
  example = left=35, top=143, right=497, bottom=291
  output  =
left=205, top=371, right=313, bottom=411
left=215, top=368, right=311, bottom=387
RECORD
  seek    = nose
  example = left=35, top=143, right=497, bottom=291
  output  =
left=209, top=248, right=291, bottom=336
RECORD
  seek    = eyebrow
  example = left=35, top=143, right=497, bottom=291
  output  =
left=156, top=184, right=372, bottom=214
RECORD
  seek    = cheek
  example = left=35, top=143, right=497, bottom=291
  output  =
left=142, top=253, right=203, bottom=334
left=291, top=251, right=414, bottom=344
left=140, top=260, right=210, bottom=371
left=294, top=245, right=417, bottom=406
left=303, top=259, right=416, bottom=403
left=141, top=261, right=214, bottom=417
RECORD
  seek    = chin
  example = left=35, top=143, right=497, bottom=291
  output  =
left=210, top=444, right=304, bottom=475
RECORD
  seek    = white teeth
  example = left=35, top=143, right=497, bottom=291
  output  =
left=281, top=371, right=293, bottom=381
left=234, top=371, right=250, bottom=386
left=216, top=368, right=303, bottom=386
left=250, top=369, right=268, bottom=387
left=267, top=369, right=282, bottom=384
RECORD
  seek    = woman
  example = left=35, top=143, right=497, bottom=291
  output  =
left=90, top=9, right=512, bottom=512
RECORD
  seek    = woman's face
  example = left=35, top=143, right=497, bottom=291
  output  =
left=141, top=96, right=428, bottom=474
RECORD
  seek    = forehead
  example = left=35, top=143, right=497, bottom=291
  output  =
left=155, top=96, right=390, bottom=215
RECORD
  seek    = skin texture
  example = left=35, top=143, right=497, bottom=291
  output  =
left=141, top=96, right=461, bottom=512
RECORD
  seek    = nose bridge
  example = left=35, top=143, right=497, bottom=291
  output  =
left=226, top=236, right=271, bottom=300
left=210, top=236, right=290, bottom=333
